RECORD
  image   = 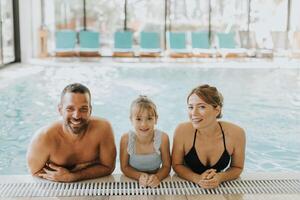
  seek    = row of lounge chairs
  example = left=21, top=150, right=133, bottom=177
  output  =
left=55, top=30, right=300, bottom=58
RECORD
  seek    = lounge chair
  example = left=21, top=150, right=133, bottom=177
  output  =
left=289, top=31, right=300, bottom=58
left=168, top=32, right=192, bottom=58
left=271, top=31, right=289, bottom=57
left=139, top=31, right=161, bottom=57
left=55, top=30, right=77, bottom=57
left=254, top=31, right=274, bottom=58
left=113, top=31, right=134, bottom=57
left=238, top=30, right=257, bottom=57
left=191, top=31, right=215, bottom=58
left=217, top=32, right=247, bottom=58
left=78, top=30, right=101, bottom=57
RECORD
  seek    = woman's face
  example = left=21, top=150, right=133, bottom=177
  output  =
left=187, top=93, right=220, bottom=129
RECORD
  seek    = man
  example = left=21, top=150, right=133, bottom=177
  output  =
left=27, top=83, right=116, bottom=182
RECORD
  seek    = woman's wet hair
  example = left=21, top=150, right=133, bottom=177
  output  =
left=130, top=95, right=158, bottom=119
left=187, top=84, right=224, bottom=118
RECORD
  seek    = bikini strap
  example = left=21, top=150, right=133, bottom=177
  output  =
left=218, top=122, right=227, bottom=151
left=192, top=129, right=197, bottom=147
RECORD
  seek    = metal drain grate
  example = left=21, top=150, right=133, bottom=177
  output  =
left=0, top=179, right=299, bottom=197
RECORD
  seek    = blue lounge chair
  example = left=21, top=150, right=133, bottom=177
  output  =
left=139, top=31, right=161, bottom=57
left=78, top=30, right=101, bottom=57
left=168, top=32, right=192, bottom=58
left=113, top=31, right=134, bottom=57
left=55, top=30, right=77, bottom=57
left=191, top=31, right=216, bottom=58
left=217, top=32, right=247, bottom=58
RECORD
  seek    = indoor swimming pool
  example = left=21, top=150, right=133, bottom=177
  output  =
left=0, top=60, right=299, bottom=174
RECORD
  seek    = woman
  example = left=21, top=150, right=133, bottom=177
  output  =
left=172, top=84, right=245, bottom=188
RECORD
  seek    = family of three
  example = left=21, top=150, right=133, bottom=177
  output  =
left=27, top=83, right=245, bottom=189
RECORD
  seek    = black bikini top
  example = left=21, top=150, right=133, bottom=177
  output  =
left=184, top=122, right=231, bottom=174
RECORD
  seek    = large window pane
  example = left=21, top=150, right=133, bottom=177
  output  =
left=55, top=0, right=82, bottom=30
left=169, top=0, right=209, bottom=31
left=250, top=0, right=288, bottom=49
left=85, top=0, right=124, bottom=53
left=0, top=0, right=15, bottom=64
left=290, top=0, right=300, bottom=31
left=127, top=0, right=165, bottom=47
left=210, top=0, right=248, bottom=32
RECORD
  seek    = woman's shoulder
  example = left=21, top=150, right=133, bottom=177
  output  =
left=219, top=121, right=245, bottom=137
left=174, top=122, right=194, bottom=138
left=175, top=121, right=193, bottom=130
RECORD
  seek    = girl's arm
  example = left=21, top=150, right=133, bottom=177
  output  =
left=120, top=133, right=144, bottom=181
left=154, top=133, right=171, bottom=181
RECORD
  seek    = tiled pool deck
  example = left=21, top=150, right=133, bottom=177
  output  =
left=1, top=173, right=299, bottom=200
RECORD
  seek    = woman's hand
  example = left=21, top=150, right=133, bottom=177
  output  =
left=198, top=170, right=221, bottom=189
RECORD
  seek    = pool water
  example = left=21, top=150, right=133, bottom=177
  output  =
left=0, top=61, right=300, bottom=174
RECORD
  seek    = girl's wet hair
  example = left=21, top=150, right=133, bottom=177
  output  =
left=130, top=95, right=158, bottom=119
left=187, top=84, right=224, bottom=118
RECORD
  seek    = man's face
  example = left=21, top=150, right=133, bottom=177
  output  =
left=59, top=92, right=92, bottom=135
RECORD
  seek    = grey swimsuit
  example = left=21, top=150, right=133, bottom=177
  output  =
left=127, top=129, right=162, bottom=172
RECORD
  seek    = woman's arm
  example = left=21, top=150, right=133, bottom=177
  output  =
left=172, top=124, right=204, bottom=183
left=120, top=133, right=144, bottom=181
left=218, top=127, right=246, bottom=182
left=154, top=133, right=171, bottom=181
left=200, top=126, right=246, bottom=188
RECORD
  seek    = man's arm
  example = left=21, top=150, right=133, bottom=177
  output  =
left=70, top=121, right=117, bottom=181
left=26, top=129, right=50, bottom=175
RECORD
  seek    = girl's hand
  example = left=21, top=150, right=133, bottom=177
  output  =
left=147, top=174, right=160, bottom=188
left=139, top=173, right=149, bottom=187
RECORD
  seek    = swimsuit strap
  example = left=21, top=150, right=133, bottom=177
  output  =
left=192, top=129, right=198, bottom=147
left=218, top=122, right=227, bottom=151
left=193, top=122, right=227, bottom=150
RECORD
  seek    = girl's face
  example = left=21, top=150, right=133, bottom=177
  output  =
left=187, top=93, right=220, bottom=129
left=131, top=106, right=157, bottom=137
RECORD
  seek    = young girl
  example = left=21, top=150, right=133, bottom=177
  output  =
left=120, top=95, right=171, bottom=187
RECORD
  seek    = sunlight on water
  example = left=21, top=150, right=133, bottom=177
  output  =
left=0, top=63, right=300, bottom=174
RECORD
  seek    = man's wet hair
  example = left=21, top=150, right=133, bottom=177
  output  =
left=60, top=83, right=91, bottom=105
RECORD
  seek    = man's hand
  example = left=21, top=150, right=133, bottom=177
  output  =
left=38, top=163, right=75, bottom=182
left=146, top=174, right=160, bottom=188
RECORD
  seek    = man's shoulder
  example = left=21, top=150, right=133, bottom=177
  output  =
left=89, top=117, right=111, bottom=129
left=32, top=121, right=62, bottom=145
left=89, top=117, right=113, bottom=136
left=90, top=116, right=110, bottom=125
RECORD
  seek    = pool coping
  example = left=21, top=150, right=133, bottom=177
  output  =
left=1, top=172, right=300, bottom=183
